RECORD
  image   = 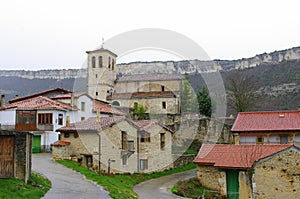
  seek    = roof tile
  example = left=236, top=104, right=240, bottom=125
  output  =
left=231, top=111, right=300, bottom=132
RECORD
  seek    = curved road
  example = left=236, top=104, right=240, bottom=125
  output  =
left=32, top=153, right=111, bottom=199
left=134, top=169, right=196, bottom=199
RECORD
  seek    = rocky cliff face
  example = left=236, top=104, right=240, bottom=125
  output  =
left=1, top=46, right=300, bottom=79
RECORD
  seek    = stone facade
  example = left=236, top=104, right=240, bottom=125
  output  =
left=57, top=119, right=174, bottom=174
left=253, top=148, right=300, bottom=199
left=0, top=130, right=32, bottom=182
left=195, top=146, right=300, bottom=199
left=196, top=165, right=227, bottom=195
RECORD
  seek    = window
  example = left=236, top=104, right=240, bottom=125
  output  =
left=81, top=117, right=85, bottom=121
left=98, top=56, right=103, bottom=68
left=38, top=113, right=53, bottom=124
left=140, top=159, right=148, bottom=170
left=108, top=56, right=111, bottom=69
left=58, top=113, right=63, bottom=125
left=16, top=110, right=36, bottom=125
left=81, top=102, right=85, bottom=111
left=141, top=132, right=150, bottom=142
left=161, top=86, right=165, bottom=91
left=96, top=92, right=98, bottom=96
left=95, top=74, right=98, bottom=78
left=162, top=101, right=166, bottom=109
left=280, top=135, right=288, bottom=144
left=92, top=56, right=96, bottom=68
left=121, top=131, right=127, bottom=150
left=256, top=136, right=264, bottom=144
left=122, top=155, right=127, bottom=165
left=64, top=132, right=70, bottom=138
left=112, top=59, right=115, bottom=70
left=160, top=133, right=165, bottom=150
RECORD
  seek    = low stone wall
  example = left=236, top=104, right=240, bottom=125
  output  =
left=52, top=145, right=72, bottom=160
left=173, top=154, right=196, bottom=168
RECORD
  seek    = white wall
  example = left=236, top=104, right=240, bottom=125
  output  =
left=0, top=108, right=16, bottom=126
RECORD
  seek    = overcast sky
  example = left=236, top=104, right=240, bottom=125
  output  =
left=1, top=0, right=299, bottom=70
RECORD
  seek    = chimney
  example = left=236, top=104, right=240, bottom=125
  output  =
left=1, top=95, right=5, bottom=108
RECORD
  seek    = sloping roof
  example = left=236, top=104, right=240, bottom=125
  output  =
left=51, top=92, right=87, bottom=100
left=93, top=103, right=125, bottom=116
left=2, top=96, right=73, bottom=111
left=132, top=120, right=174, bottom=133
left=107, top=91, right=177, bottom=100
left=51, top=141, right=71, bottom=146
left=116, top=73, right=182, bottom=82
left=231, top=111, right=300, bottom=132
left=9, top=88, right=72, bottom=103
left=56, top=116, right=127, bottom=132
left=194, top=144, right=294, bottom=169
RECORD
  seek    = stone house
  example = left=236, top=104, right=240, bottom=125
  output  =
left=0, top=130, right=32, bottom=182
left=231, top=110, right=300, bottom=146
left=194, top=144, right=300, bottom=199
left=55, top=116, right=174, bottom=173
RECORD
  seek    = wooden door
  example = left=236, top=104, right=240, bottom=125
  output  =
left=0, top=136, right=14, bottom=178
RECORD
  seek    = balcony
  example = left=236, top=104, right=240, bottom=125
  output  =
left=37, top=124, right=54, bottom=131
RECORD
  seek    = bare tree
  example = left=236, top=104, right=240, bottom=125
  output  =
left=226, top=71, right=260, bottom=114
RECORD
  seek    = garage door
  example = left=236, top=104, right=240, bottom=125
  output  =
left=0, top=136, right=14, bottom=178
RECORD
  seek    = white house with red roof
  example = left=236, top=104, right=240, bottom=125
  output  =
left=231, top=110, right=300, bottom=146
left=55, top=116, right=174, bottom=173
left=0, top=88, right=125, bottom=152
left=194, top=144, right=300, bottom=199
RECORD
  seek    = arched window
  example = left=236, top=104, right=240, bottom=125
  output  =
left=112, top=101, right=120, bottom=106
left=112, top=59, right=115, bottom=70
left=108, top=56, right=111, bottom=69
left=92, top=56, right=96, bottom=68
left=98, top=56, right=103, bottom=68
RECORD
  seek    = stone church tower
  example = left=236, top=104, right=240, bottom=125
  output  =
left=86, top=47, right=117, bottom=101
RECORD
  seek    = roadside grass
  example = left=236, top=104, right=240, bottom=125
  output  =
left=172, top=177, right=228, bottom=199
left=0, top=173, right=51, bottom=199
left=57, top=160, right=196, bottom=199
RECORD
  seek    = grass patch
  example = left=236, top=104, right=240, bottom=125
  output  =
left=173, top=177, right=228, bottom=199
left=0, top=173, right=51, bottom=199
left=57, top=160, right=196, bottom=199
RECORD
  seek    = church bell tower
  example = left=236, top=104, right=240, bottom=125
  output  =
left=86, top=41, right=117, bottom=101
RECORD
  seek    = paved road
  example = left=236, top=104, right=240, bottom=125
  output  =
left=32, top=153, right=111, bottom=199
left=134, top=169, right=196, bottom=199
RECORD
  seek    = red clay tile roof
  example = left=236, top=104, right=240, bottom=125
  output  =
left=231, top=111, right=300, bottom=132
left=116, top=73, right=182, bottom=82
left=51, top=92, right=86, bottom=99
left=132, top=120, right=174, bottom=133
left=3, top=96, right=73, bottom=111
left=51, top=141, right=71, bottom=146
left=9, top=88, right=72, bottom=103
left=56, top=116, right=127, bottom=132
left=194, top=144, right=294, bottom=169
left=93, top=103, right=125, bottom=115
left=107, top=91, right=177, bottom=100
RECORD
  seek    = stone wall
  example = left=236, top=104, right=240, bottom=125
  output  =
left=196, top=165, right=226, bottom=195
left=173, top=154, right=195, bottom=168
left=253, top=148, right=300, bottom=199
left=52, top=145, right=72, bottom=160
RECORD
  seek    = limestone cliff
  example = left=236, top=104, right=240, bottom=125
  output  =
left=0, top=46, right=300, bottom=79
